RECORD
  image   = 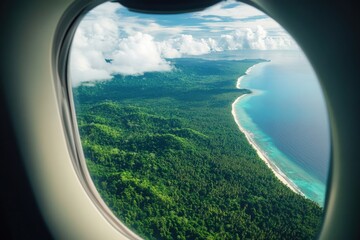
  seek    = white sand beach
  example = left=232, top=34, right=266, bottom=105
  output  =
left=236, top=65, right=257, bottom=89
left=232, top=66, right=304, bottom=195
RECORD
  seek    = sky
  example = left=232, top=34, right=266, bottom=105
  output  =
left=69, top=0, right=298, bottom=86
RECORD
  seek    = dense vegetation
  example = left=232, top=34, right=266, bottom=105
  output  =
left=73, top=58, right=323, bottom=239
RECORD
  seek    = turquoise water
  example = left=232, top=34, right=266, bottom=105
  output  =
left=233, top=51, right=330, bottom=206
left=199, top=50, right=330, bottom=205
left=189, top=50, right=330, bottom=206
left=235, top=94, right=327, bottom=205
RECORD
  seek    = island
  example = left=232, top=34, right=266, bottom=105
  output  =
left=73, top=57, right=323, bottom=240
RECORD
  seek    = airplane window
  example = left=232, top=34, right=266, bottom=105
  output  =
left=68, top=1, right=330, bottom=239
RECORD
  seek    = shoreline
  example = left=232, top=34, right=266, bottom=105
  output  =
left=236, top=64, right=257, bottom=89
left=232, top=65, right=304, bottom=196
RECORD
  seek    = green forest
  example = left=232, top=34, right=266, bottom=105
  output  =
left=73, top=58, right=323, bottom=239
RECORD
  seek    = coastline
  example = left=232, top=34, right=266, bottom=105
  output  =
left=236, top=64, right=257, bottom=89
left=232, top=65, right=304, bottom=195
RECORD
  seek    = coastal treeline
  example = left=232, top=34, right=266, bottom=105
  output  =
left=73, top=58, right=323, bottom=239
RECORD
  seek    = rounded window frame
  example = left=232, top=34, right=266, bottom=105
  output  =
left=54, top=1, right=332, bottom=239
left=54, top=1, right=143, bottom=239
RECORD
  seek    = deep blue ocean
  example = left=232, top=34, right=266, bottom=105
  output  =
left=199, top=50, right=331, bottom=206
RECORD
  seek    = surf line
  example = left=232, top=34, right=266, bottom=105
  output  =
left=231, top=63, right=304, bottom=196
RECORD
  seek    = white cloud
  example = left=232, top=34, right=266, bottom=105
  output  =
left=69, top=1, right=297, bottom=86
left=201, top=18, right=285, bottom=35
left=218, top=26, right=294, bottom=51
left=202, top=17, right=223, bottom=21
left=70, top=27, right=173, bottom=86
left=69, top=2, right=173, bottom=86
left=116, top=17, right=187, bottom=37
left=109, top=32, right=172, bottom=75
left=156, top=35, right=224, bottom=58
left=206, top=38, right=222, bottom=51
left=195, top=1, right=290, bottom=40
left=195, top=1, right=267, bottom=20
left=85, top=1, right=119, bottom=18
left=168, top=35, right=211, bottom=56
left=69, top=48, right=112, bottom=87
left=157, top=41, right=182, bottom=58
left=69, top=19, right=116, bottom=86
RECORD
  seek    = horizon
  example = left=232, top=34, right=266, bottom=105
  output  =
left=69, top=1, right=299, bottom=86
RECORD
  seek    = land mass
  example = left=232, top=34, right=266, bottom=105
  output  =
left=74, top=57, right=323, bottom=240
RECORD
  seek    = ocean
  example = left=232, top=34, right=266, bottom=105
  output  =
left=200, top=50, right=331, bottom=206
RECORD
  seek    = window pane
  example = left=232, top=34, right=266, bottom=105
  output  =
left=69, top=1, right=330, bottom=239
